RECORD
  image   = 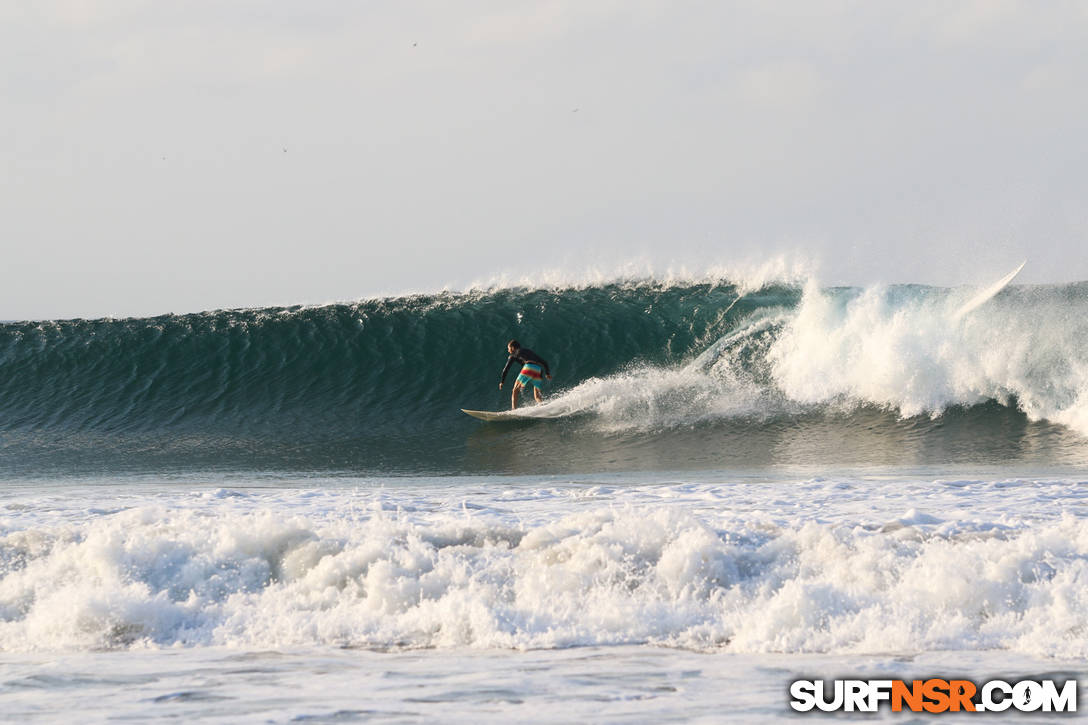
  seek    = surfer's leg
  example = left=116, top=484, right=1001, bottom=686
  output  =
left=511, top=382, right=522, bottom=409
left=533, top=386, right=543, bottom=403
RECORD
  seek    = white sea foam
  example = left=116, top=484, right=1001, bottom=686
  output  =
left=2, top=477, right=1086, bottom=656
left=531, top=278, right=1088, bottom=436
left=769, top=280, right=1088, bottom=428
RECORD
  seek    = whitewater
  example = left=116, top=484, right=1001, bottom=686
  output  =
left=3, top=274, right=1088, bottom=722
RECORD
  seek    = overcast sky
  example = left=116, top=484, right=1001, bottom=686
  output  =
left=3, top=1, right=1087, bottom=320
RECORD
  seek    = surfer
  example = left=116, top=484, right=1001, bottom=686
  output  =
left=498, top=339, right=552, bottom=409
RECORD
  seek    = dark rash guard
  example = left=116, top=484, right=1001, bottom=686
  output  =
left=500, top=347, right=550, bottom=385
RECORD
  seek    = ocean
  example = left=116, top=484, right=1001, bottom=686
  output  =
left=2, top=277, right=1087, bottom=722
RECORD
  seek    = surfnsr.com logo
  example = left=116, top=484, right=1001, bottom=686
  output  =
left=789, top=679, right=1077, bottom=713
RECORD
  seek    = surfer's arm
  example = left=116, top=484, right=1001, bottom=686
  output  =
left=499, top=355, right=516, bottom=386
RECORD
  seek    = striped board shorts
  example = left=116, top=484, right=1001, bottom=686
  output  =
left=516, top=363, right=545, bottom=389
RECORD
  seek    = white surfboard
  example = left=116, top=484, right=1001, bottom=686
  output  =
left=462, top=408, right=542, bottom=422
left=951, top=261, right=1025, bottom=321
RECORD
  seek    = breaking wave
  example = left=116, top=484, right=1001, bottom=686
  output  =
left=2, top=274, right=1087, bottom=474
left=2, top=482, right=1086, bottom=655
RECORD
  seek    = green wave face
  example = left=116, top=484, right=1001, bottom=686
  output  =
left=2, top=281, right=1087, bottom=476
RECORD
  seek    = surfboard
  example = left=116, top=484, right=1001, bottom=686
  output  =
left=951, top=261, right=1025, bottom=321
left=461, top=408, right=541, bottom=422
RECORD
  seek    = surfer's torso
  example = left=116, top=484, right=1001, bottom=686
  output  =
left=500, top=347, right=550, bottom=385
